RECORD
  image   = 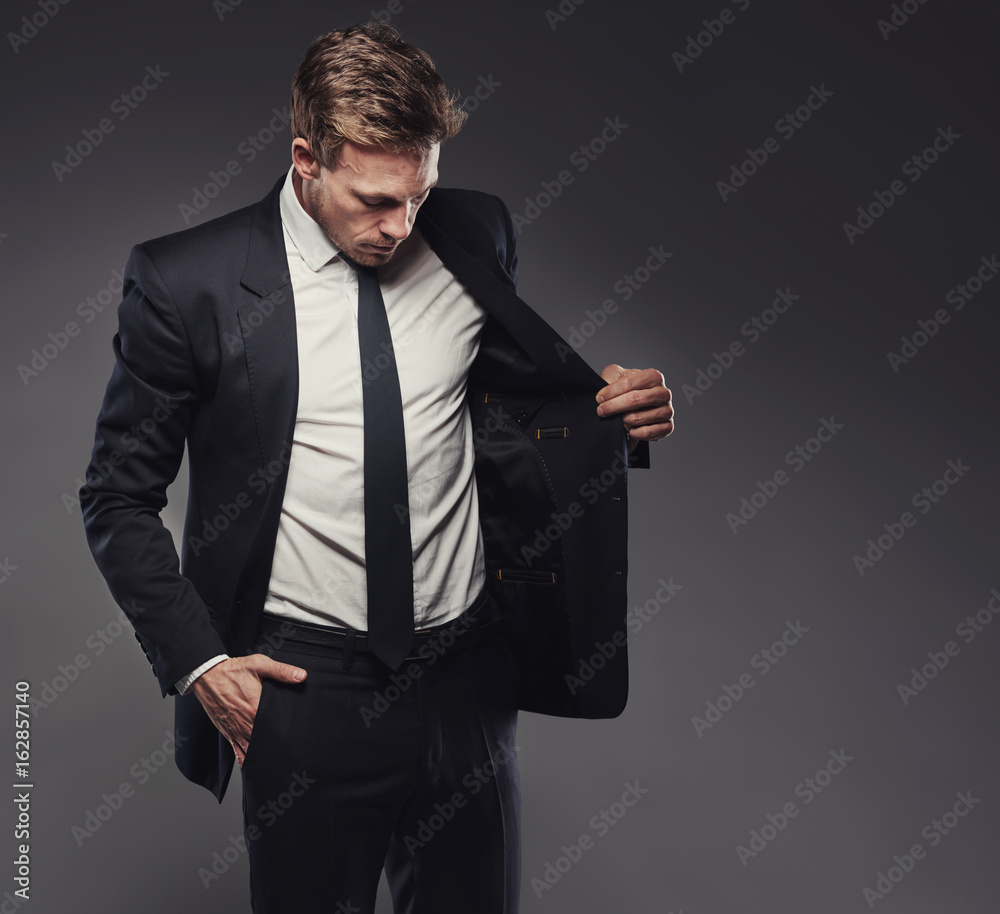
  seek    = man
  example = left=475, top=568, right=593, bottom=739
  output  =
left=81, top=20, right=673, bottom=914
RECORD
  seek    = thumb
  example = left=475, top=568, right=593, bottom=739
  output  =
left=250, top=654, right=307, bottom=684
left=600, top=363, right=626, bottom=386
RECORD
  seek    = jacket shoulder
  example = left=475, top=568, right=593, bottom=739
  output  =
left=112, top=188, right=278, bottom=357
left=136, top=199, right=256, bottom=267
left=420, top=187, right=517, bottom=285
left=133, top=175, right=284, bottom=282
left=422, top=187, right=512, bottom=242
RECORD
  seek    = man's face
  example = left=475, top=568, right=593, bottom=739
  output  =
left=293, top=139, right=439, bottom=267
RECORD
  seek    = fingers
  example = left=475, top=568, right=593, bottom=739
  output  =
left=596, top=367, right=668, bottom=413
left=625, top=416, right=675, bottom=442
left=244, top=653, right=308, bottom=685
left=189, top=654, right=308, bottom=769
left=618, top=395, right=675, bottom=439
left=226, top=657, right=306, bottom=767
left=207, top=698, right=255, bottom=765
left=189, top=659, right=265, bottom=762
left=599, top=385, right=674, bottom=420
left=595, top=366, right=674, bottom=440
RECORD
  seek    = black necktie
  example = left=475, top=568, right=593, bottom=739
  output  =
left=340, top=251, right=414, bottom=669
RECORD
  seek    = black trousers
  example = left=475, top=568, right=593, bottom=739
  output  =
left=240, top=596, right=522, bottom=914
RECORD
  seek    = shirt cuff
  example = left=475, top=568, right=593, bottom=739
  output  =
left=175, top=655, right=230, bottom=695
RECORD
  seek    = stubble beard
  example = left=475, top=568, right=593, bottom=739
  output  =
left=307, top=179, right=397, bottom=269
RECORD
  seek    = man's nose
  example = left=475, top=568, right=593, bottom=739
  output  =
left=379, top=204, right=412, bottom=241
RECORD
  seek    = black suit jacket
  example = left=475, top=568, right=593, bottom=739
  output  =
left=82, top=175, right=643, bottom=800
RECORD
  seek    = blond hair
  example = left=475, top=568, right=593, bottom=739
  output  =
left=291, top=21, right=467, bottom=167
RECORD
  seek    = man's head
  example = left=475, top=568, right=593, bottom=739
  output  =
left=289, top=21, right=465, bottom=266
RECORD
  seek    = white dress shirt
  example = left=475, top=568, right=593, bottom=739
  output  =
left=176, top=168, right=488, bottom=693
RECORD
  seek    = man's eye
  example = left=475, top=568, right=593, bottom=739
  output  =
left=362, top=200, right=382, bottom=210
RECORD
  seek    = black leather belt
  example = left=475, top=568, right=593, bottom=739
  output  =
left=256, top=588, right=501, bottom=663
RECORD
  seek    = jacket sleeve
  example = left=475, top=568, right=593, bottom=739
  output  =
left=80, top=244, right=228, bottom=697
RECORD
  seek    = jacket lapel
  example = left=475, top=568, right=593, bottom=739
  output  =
left=237, top=176, right=299, bottom=467
left=416, top=204, right=601, bottom=395
left=230, top=177, right=299, bottom=645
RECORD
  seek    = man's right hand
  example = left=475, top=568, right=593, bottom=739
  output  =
left=190, top=655, right=307, bottom=767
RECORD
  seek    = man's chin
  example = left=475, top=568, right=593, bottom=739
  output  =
left=351, top=242, right=398, bottom=267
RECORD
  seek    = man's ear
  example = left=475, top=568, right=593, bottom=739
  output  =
left=291, top=138, right=321, bottom=181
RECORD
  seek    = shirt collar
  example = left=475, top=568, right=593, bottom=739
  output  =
left=279, top=166, right=343, bottom=271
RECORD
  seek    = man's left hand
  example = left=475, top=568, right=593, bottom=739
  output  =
left=596, top=364, right=674, bottom=452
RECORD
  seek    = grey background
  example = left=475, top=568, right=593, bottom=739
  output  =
left=2, top=0, right=998, bottom=911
